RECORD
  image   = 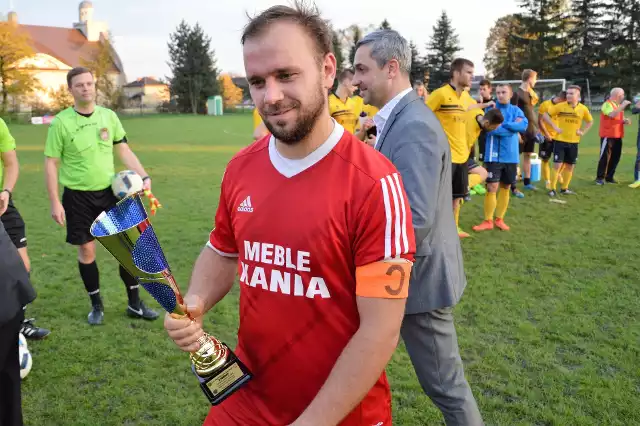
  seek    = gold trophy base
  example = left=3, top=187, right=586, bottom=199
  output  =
left=193, top=343, right=252, bottom=406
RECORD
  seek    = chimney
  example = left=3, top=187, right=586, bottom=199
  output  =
left=7, top=11, right=18, bottom=25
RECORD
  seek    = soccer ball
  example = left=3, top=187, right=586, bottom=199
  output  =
left=18, top=333, right=33, bottom=379
left=112, top=170, right=144, bottom=199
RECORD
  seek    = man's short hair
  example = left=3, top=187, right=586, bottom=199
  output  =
left=413, top=81, right=425, bottom=88
left=67, top=67, right=93, bottom=87
left=568, top=85, right=581, bottom=92
left=522, top=69, right=537, bottom=82
left=484, top=108, right=504, bottom=126
left=479, top=79, right=491, bottom=88
left=555, top=90, right=567, bottom=100
left=355, top=29, right=411, bottom=74
left=450, top=58, right=474, bottom=79
left=495, top=83, right=512, bottom=91
left=338, top=69, right=354, bottom=82
left=241, top=1, right=332, bottom=64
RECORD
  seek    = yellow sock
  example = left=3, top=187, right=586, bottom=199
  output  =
left=484, top=192, right=497, bottom=221
left=561, top=168, right=573, bottom=190
left=496, top=187, right=510, bottom=219
left=454, top=202, right=461, bottom=228
left=469, top=173, right=484, bottom=188
left=550, top=167, right=560, bottom=190
left=558, top=164, right=565, bottom=184
left=542, top=160, right=550, bottom=182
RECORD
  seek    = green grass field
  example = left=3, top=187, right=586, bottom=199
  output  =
left=10, top=113, right=640, bottom=425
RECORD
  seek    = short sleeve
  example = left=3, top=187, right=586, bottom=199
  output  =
left=0, top=119, right=16, bottom=153
left=354, top=172, right=415, bottom=267
left=354, top=172, right=415, bottom=299
left=207, top=171, right=238, bottom=256
left=44, top=118, right=64, bottom=158
left=584, top=106, right=594, bottom=122
left=538, top=102, right=548, bottom=115
left=426, top=91, right=442, bottom=112
left=112, top=111, right=127, bottom=142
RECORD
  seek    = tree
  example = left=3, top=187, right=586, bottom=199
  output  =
left=0, top=22, right=39, bottom=113
left=561, top=0, right=608, bottom=90
left=379, top=19, right=391, bottom=30
left=603, top=0, right=640, bottom=96
left=409, top=41, right=424, bottom=84
left=516, top=0, right=569, bottom=76
left=332, top=28, right=346, bottom=72
left=81, top=35, right=122, bottom=110
left=484, top=14, right=530, bottom=79
left=348, top=25, right=363, bottom=68
left=49, top=85, right=74, bottom=112
left=167, top=20, right=219, bottom=114
left=219, top=74, right=243, bottom=110
left=425, top=11, right=461, bottom=90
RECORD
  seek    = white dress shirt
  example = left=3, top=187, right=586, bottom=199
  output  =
left=373, top=87, right=413, bottom=149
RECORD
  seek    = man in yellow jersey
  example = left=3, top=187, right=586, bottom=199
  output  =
left=329, top=69, right=359, bottom=134
left=543, top=85, right=594, bottom=196
left=253, top=107, right=269, bottom=140
left=538, top=91, right=566, bottom=189
left=352, top=94, right=379, bottom=144
left=427, top=58, right=475, bottom=238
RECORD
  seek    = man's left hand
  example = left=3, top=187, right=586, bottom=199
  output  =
left=143, top=177, right=152, bottom=191
left=365, top=134, right=376, bottom=147
left=624, top=118, right=632, bottom=125
left=0, top=190, right=9, bottom=216
left=576, top=129, right=584, bottom=136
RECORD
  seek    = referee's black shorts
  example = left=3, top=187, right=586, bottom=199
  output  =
left=0, top=200, right=27, bottom=249
left=62, top=187, right=118, bottom=246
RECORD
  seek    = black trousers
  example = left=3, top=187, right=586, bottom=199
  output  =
left=597, top=137, right=623, bottom=180
left=0, top=310, right=24, bottom=426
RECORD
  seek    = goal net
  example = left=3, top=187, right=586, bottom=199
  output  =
left=484, top=79, right=567, bottom=103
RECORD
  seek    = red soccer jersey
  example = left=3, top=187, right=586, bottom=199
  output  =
left=205, top=123, right=415, bottom=426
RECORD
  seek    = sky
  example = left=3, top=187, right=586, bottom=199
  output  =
left=7, top=0, right=521, bottom=82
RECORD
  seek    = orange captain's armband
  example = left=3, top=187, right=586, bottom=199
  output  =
left=355, top=259, right=413, bottom=299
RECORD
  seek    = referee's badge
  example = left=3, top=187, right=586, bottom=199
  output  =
left=99, top=127, right=110, bottom=141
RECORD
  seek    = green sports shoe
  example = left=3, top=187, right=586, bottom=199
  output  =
left=470, top=188, right=477, bottom=195
left=472, top=184, right=487, bottom=195
left=629, top=180, right=640, bottom=189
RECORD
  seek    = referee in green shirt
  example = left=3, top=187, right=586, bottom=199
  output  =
left=44, top=67, right=159, bottom=325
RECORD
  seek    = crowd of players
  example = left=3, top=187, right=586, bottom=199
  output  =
left=253, top=59, right=640, bottom=238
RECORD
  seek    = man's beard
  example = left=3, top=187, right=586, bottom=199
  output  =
left=263, top=87, right=325, bottom=145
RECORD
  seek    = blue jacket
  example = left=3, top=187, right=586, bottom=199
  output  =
left=484, top=102, right=528, bottom=164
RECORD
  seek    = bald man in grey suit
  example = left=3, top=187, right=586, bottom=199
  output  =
left=353, top=30, right=483, bottom=425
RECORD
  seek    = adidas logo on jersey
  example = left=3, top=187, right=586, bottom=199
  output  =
left=238, top=196, right=254, bottom=213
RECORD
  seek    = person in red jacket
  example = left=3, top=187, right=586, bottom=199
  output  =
left=596, top=88, right=632, bottom=185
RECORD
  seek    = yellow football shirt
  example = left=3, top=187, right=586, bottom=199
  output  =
left=427, top=84, right=474, bottom=163
left=329, top=93, right=360, bottom=134
left=538, top=100, right=559, bottom=140
left=547, top=101, right=593, bottom=144
left=465, top=100, right=484, bottom=149
left=252, top=108, right=263, bottom=131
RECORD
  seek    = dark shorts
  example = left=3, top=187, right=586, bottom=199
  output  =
left=451, top=162, right=469, bottom=199
left=553, top=141, right=579, bottom=165
left=539, top=140, right=554, bottom=160
left=0, top=200, right=26, bottom=249
left=467, top=158, right=481, bottom=172
left=62, top=187, right=118, bottom=246
left=520, top=134, right=536, bottom=154
left=485, top=162, right=518, bottom=185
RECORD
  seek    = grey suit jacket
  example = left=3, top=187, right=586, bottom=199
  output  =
left=376, top=90, right=466, bottom=314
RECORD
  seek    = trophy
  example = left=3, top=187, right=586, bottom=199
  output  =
left=89, top=193, right=252, bottom=405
